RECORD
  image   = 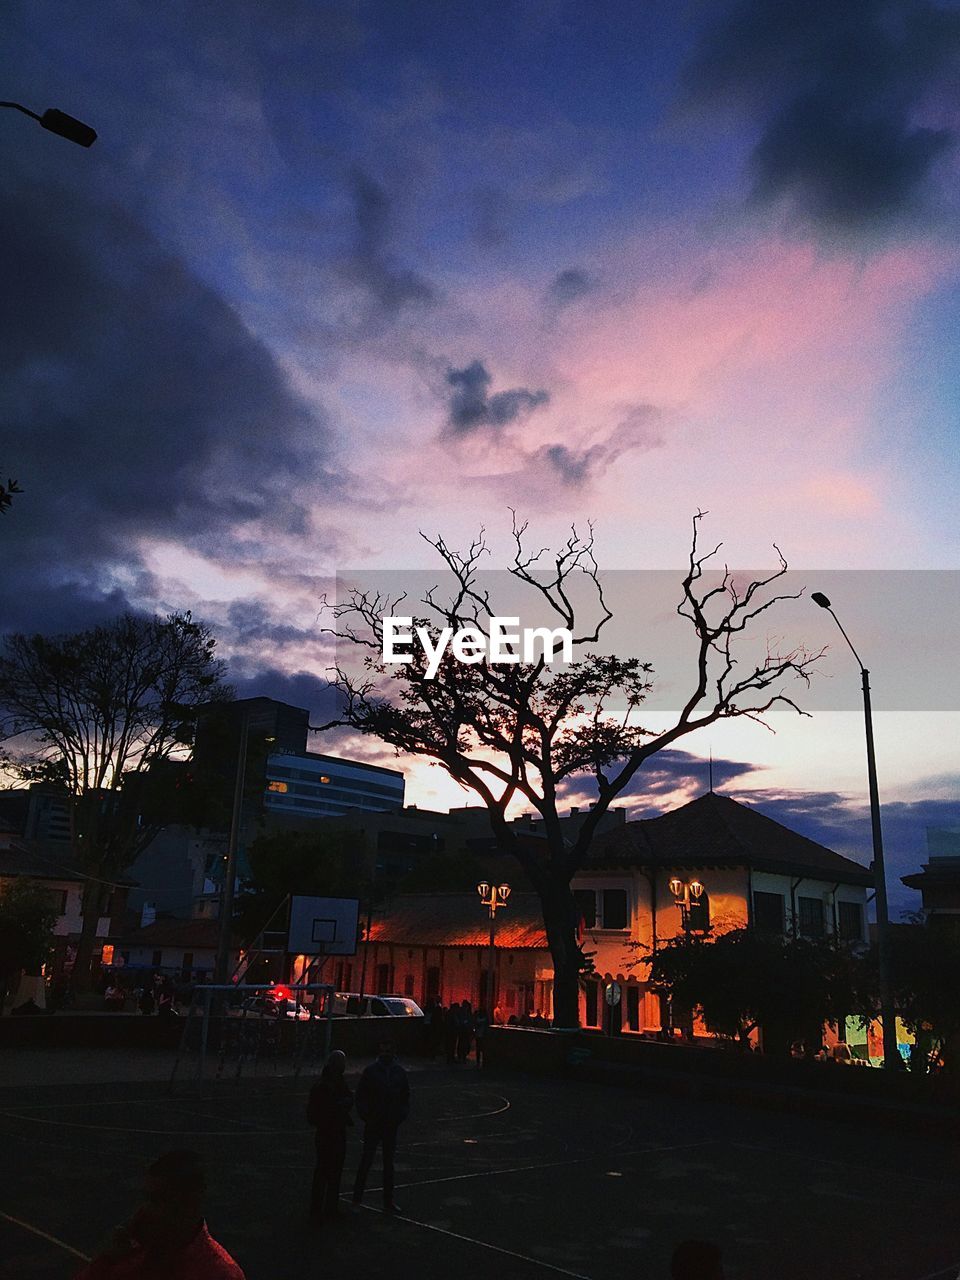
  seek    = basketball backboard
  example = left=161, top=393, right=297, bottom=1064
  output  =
left=287, top=895, right=360, bottom=956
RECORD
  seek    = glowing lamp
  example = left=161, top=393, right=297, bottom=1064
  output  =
left=497, top=884, right=512, bottom=902
left=669, top=877, right=683, bottom=898
left=477, top=882, right=491, bottom=900
left=689, top=880, right=704, bottom=900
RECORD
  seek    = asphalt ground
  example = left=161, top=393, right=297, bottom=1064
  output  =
left=1, top=1056, right=959, bottom=1280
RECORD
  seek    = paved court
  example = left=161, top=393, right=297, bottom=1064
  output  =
left=1, top=1059, right=959, bottom=1280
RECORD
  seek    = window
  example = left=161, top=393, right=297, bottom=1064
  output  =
left=601, top=889, right=629, bottom=930
left=403, top=974, right=414, bottom=997
left=838, top=900, right=864, bottom=942
left=753, top=890, right=785, bottom=934
left=376, top=963, right=392, bottom=993
left=151, top=949, right=162, bottom=968
left=798, top=896, right=825, bottom=938
left=574, top=888, right=629, bottom=930
left=426, top=966, right=440, bottom=998
left=181, top=952, right=193, bottom=980
left=47, top=889, right=68, bottom=914
left=574, top=889, right=596, bottom=929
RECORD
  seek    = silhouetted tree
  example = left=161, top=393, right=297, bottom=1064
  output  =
left=321, top=512, right=822, bottom=1028
left=645, top=928, right=870, bottom=1054
left=0, top=475, right=22, bottom=515
left=0, top=879, right=57, bottom=1012
left=0, top=612, right=230, bottom=990
left=891, top=918, right=960, bottom=1071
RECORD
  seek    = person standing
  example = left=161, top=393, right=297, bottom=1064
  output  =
left=352, top=1039, right=410, bottom=1215
left=306, top=1050, right=353, bottom=1225
left=443, top=1003, right=460, bottom=1064
left=473, top=1007, right=489, bottom=1068
left=456, top=999, right=473, bottom=1063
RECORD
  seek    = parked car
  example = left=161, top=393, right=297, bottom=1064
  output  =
left=331, top=992, right=423, bottom=1018
left=231, top=995, right=313, bottom=1021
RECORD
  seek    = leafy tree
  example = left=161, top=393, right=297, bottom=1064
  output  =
left=239, top=827, right=366, bottom=938
left=322, top=512, right=821, bottom=1027
left=0, top=880, right=57, bottom=1011
left=645, top=928, right=871, bottom=1054
left=0, top=612, right=231, bottom=990
left=891, top=919, right=960, bottom=1071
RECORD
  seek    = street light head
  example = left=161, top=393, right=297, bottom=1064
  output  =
left=668, top=876, right=683, bottom=898
left=689, top=879, right=704, bottom=900
left=476, top=881, right=490, bottom=900
left=811, top=592, right=832, bottom=609
left=40, top=108, right=97, bottom=147
left=497, top=884, right=511, bottom=902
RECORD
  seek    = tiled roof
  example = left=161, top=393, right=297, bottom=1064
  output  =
left=589, top=791, right=873, bottom=886
left=368, top=893, right=548, bottom=949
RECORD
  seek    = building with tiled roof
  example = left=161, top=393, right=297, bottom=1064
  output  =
left=349, top=792, right=872, bottom=1036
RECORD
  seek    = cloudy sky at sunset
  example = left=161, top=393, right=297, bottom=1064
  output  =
left=3, top=0, right=960, bottom=910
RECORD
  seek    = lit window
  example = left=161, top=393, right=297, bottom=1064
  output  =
left=267, top=780, right=288, bottom=794
left=101, top=944, right=115, bottom=966
left=320, top=775, right=331, bottom=784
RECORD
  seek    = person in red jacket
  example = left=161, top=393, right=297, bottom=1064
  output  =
left=73, top=1149, right=245, bottom=1279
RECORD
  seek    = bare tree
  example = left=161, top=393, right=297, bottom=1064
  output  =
left=320, top=512, right=822, bottom=1028
left=0, top=612, right=230, bottom=990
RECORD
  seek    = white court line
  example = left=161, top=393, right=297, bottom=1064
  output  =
left=0, top=1209, right=91, bottom=1263
left=374, top=1138, right=716, bottom=1194
left=354, top=1201, right=594, bottom=1280
left=915, top=1265, right=960, bottom=1280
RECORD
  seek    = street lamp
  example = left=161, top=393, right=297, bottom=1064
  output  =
left=1, top=101, right=97, bottom=147
left=812, top=590, right=898, bottom=1071
left=477, top=882, right=510, bottom=1012
left=669, top=876, right=704, bottom=940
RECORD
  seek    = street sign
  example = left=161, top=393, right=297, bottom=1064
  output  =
left=604, top=981, right=621, bottom=1006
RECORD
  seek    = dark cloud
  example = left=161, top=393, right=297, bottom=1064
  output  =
left=226, top=601, right=315, bottom=648
left=546, top=268, right=593, bottom=308
left=531, top=404, right=662, bottom=488
left=0, top=178, right=339, bottom=635
left=444, top=360, right=549, bottom=436
left=344, top=169, right=437, bottom=315
left=557, top=750, right=764, bottom=813
left=231, top=667, right=342, bottom=725
left=683, top=0, right=960, bottom=232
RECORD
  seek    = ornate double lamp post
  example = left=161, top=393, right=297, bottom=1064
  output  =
left=669, top=876, right=705, bottom=941
left=477, top=882, right=510, bottom=1012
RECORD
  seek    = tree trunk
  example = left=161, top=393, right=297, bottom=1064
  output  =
left=539, top=880, right=583, bottom=1029
left=73, top=878, right=107, bottom=995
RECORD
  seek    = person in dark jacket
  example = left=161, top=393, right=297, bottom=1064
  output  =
left=473, top=1007, right=489, bottom=1068
left=351, top=1040, right=410, bottom=1214
left=456, top=1000, right=473, bottom=1062
left=443, top=1003, right=460, bottom=1064
left=307, top=1050, right=353, bottom=1225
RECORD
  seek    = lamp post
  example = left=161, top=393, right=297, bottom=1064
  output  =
left=1, top=101, right=97, bottom=146
left=812, top=591, right=898, bottom=1071
left=477, top=882, right=510, bottom=1011
left=669, top=876, right=705, bottom=941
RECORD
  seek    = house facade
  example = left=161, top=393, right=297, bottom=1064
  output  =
left=352, top=792, right=873, bottom=1035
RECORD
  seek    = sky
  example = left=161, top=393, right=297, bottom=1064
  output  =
left=2, top=0, right=960, bottom=913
